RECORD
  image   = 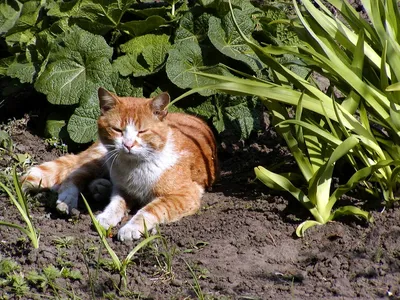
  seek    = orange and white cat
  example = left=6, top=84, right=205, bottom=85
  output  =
left=22, top=88, right=218, bottom=241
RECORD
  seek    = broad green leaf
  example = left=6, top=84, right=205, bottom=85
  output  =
left=5, top=1, right=42, bottom=35
left=166, top=40, right=228, bottom=96
left=7, top=58, right=37, bottom=83
left=208, top=9, right=262, bottom=73
left=128, top=6, right=168, bottom=19
left=200, top=0, right=258, bottom=17
left=67, top=84, right=100, bottom=143
left=120, top=15, right=167, bottom=36
left=295, top=220, right=322, bottom=237
left=224, top=96, right=259, bottom=138
left=70, top=0, right=135, bottom=35
left=0, top=0, right=22, bottom=35
left=46, top=0, right=80, bottom=18
left=5, top=27, right=35, bottom=49
left=175, top=10, right=211, bottom=44
left=35, top=26, right=113, bottom=106
left=0, top=57, right=13, bottom=76
left=187, top=97, right=217, bottom=119
left=112, top=74, right=143, bottom=97
left=113, top=34, right=171, bottom=77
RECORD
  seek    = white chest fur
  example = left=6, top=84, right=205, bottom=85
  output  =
left=106, top=135, right=179, bottom=202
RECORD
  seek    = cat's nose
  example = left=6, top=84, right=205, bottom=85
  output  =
left=123, top=141, right=134, bottom=150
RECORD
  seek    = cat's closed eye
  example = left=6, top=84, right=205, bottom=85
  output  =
left=111, top=127, right=123, bottom=134
left=138, top=129, right=148, bottom=134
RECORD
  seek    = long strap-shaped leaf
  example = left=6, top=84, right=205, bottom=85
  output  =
left=308, top=136, right=359, bottom=219
left=328, top=160, right=399, bottom=212
left=254, top=166, right=323, bottom=223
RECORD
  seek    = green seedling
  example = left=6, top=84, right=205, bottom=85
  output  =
left=81, top=194, right=160, bottom=292
left=60, top=268, right=83, bottom=281
left=0, top=166, right=40, bottom=248
left=53, top=236, right=75, bottom=249
left=27, top=265, right=81, bottom=299
left=151, top=229, right=177, bottom=280
left=9, top=273, right=29, bottom=297
left=185, top=260, right=205, bottom=300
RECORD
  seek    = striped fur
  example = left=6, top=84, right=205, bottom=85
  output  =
left=22, top=88, right=218, bottom=241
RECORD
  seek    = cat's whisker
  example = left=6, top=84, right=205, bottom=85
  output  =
left=103, top=149, right=120, bottom=166
left=109, top=152, right=120, bottom=174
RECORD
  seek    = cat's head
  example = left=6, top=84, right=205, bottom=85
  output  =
left=97, top=88, right=171, bottom=160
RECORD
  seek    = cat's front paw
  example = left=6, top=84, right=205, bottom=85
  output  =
left=88, top=178, right=112, bottom=202
left=117, top=223, right=143, bottom=241
left=96, top=212, right=121, bottom=230
left=56, top=185, right=79, bottom=214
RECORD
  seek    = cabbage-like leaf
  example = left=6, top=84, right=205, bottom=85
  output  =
left=166, top=40, right=229, bottom=96
left=7, top=59, right=37, bottom=83
left=67, top=84, right=101, bottom=143
left=70, top=0, right=136, bottom=35
left=113, top=34, right=171, bottom=77
left=208, top=9, right=262, bottom=74
left=120, top=16, right=167, bottom=36
left=0, top=0, right=22, bottom=35
left=199, top=0, right=258, bottom=17
left=35, top=26, right=113, bottom=106
left=5, top=1, right=42, bottom=36
left=174, top=10, right=211, bottom=44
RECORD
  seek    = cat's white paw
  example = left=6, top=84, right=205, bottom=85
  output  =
left=96, top=212, right=121, bottom=230
left=56, top=185, right=79, bottom=214
left=88, top=178, right=112, bottom=202
left=117, top=223, right=143, bottom=241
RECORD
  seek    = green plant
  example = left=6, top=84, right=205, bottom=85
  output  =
left=0, top=0, right=294, bottom=143
left=8, top=273, right=29, bottom=297
left=53, top=236, right=75, bottom=249
left=0, top=166, right=39, bottom=248
left=185, top=260, right=205, bottom=300
left=81, top=194, right=160, bottom=292
left=149, top=227, right=177, bottom=280
left=26, top=264, right=81, bottom=299
left=171, top=0, right=400, bottom=235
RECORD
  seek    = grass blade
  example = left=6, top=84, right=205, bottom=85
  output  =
left=81, top=194, right=122, bottom=270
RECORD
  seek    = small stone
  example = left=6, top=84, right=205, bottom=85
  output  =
left=171, top=279, right=183, bottom=287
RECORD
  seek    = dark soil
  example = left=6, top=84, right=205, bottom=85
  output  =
left=1, top=116, right=400, bottom=300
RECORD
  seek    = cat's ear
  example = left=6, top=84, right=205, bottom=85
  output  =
left=98, top=88, right=118, bottom=114
left=151, top=92, right=170, bottom=120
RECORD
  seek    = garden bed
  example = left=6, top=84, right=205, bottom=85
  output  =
left=0, top=116, right=399, bottom=299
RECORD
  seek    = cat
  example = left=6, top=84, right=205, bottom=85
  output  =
left=22, top=88, right=218, bottom=241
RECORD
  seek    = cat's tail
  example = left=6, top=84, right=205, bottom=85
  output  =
left=21, top=142, right=107, bottom=192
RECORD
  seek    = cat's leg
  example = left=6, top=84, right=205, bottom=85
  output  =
left=55, top=163, right=107, bottom=214
left=96, top=188, right=127, bottom=229
left=117, top=182, right=204, bottom=241
left=88, top=178, right=112, bottom=202
left=22, top=143, right=107, bottom=214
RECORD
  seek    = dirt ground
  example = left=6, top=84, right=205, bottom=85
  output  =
left=0, top=114, right=399, bottom=300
